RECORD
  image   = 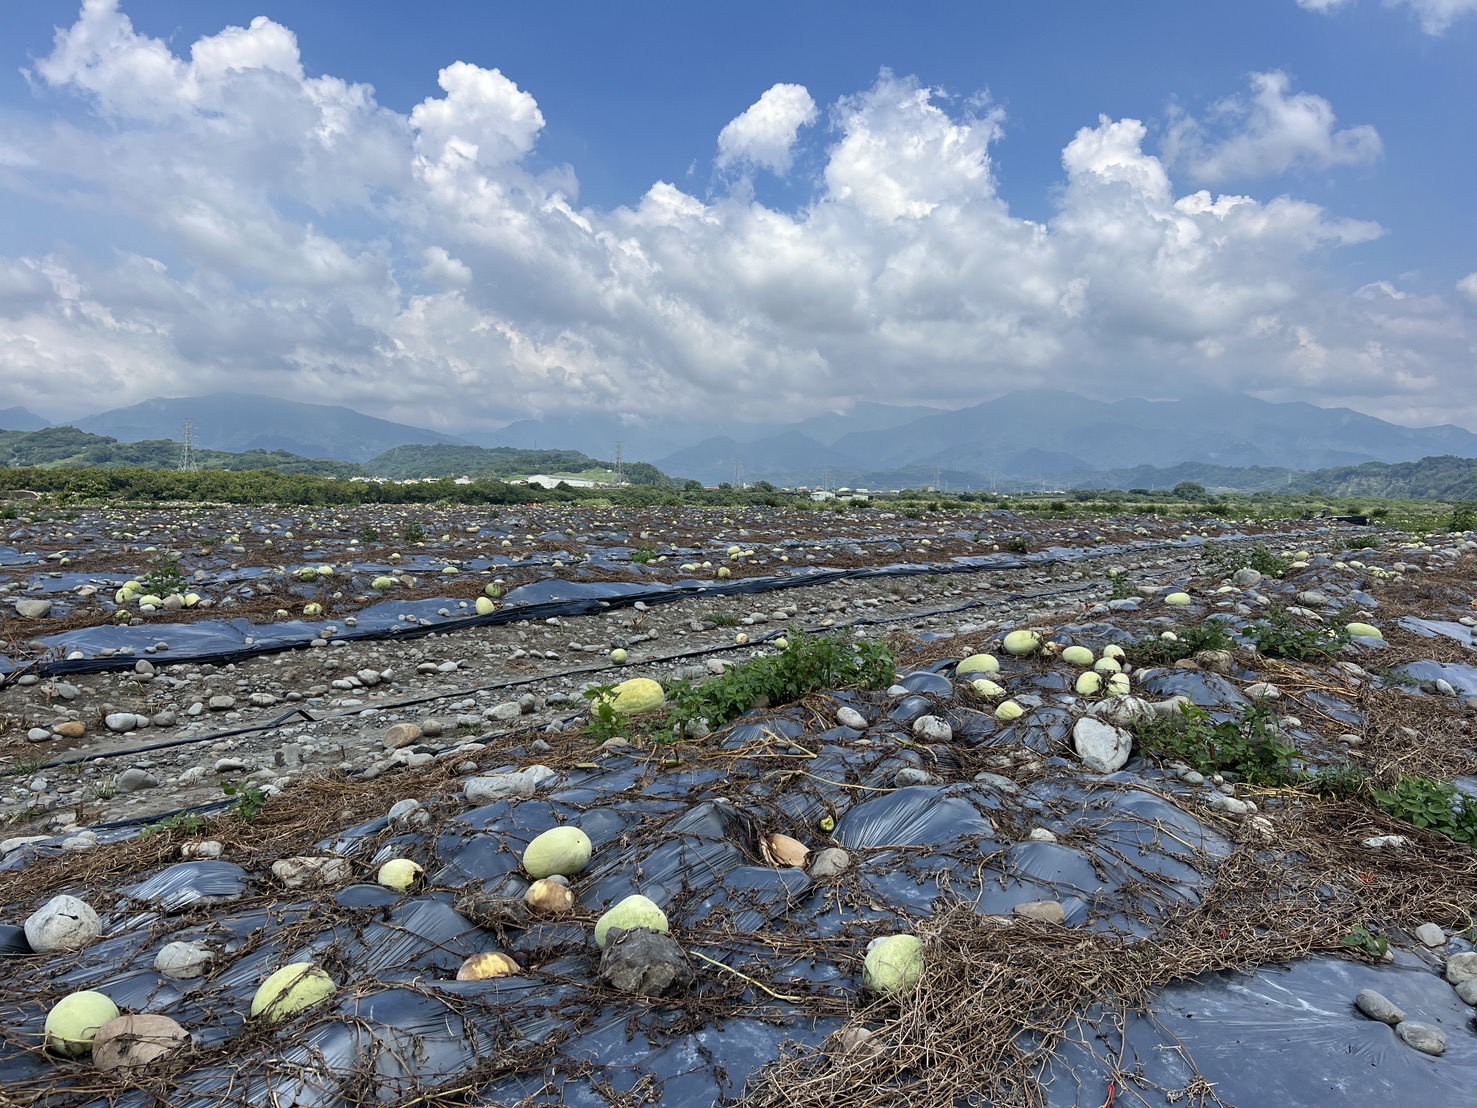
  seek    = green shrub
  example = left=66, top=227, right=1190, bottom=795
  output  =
left=1374, top=776, right=1477, bottom=846
left=585, top=632, right=895, bottom=744
left=1133, top=701, right=1297, bottom=786
left=1243, top=607, right=1349, bottom=660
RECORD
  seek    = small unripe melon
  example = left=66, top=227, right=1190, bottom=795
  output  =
left=863, top=933, right=924, bottom=996
left=968, top=679, right=1006, bottom=701
left=250, top=963, right=335, bottom=1022
left=609, top=648, right=628, bottom=663
left=1164, top=592, right=1192, bottom=606
left=1106, top=673, right=1132, bottom=696
left=376, top=858, right=424, bottom=892
left=523, top=826, right=592, bottom=879
left=1093, top=657, right=1122, bottom=675
left=1075, top=671, right=1103, bottom=696
left=1346, top=622, right=1382, bottom=639
left=1059, top=645, right=1095, bottom=667
left=956, top=653, right=1000, bottom=676
left=596, top=677, right=665, bottom=716
left=594, top=894, right=668, bottom=949
left=45, top=990, right=120, bottom=1057
left=994, top=700, right=1024, bottom=721
left=1002, top=630, right=1041, bottom=656
left=475, top=596, right=496, bottom=615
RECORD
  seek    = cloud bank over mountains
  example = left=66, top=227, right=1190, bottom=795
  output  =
left=0, top=0, right=1473, bottom=435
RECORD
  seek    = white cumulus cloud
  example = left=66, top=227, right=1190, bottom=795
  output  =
left=1168, top=71, right=1381, bottom=184
left=0, top=10, right=1473, bottom=435
left=1389, top=0, right=1477, bottom=33
left=715, top=83, right=817, bottom=175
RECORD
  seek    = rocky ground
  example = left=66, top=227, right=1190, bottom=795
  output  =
left=0, top=503, right=1313, bottom=835
left=1, top=503, right=1476, bottom=1106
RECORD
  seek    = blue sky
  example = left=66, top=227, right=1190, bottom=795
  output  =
left=1, top=0, right=1474, bottom=434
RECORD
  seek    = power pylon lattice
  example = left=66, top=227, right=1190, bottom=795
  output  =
left=178, top=419, right=198, bottom=473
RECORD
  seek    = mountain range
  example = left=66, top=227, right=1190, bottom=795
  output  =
left=67, top=392, right=464, bottom=464
left=4, top=388, right=1476, bottom=489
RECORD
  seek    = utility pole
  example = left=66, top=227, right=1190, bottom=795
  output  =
left=178, top=418, right=197, bottom=473
left=613, top=441, right=624, bottom=486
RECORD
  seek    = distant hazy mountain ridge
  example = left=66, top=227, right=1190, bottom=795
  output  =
left=12, top=388, right=1476, bottom=490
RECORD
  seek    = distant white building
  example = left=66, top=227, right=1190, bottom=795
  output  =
left=516, top=474, right=601, bottom=490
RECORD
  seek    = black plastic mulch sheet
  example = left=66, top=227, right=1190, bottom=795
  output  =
left=3, top=669, right=1474, bottom=1105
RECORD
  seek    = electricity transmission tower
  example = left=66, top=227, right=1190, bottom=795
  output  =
left=178, top=419, right=197, bottom=473
left=613, top=441, right=625, bottom=486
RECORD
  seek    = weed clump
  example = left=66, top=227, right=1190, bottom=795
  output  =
left=584, top=632, right=894, bottom=744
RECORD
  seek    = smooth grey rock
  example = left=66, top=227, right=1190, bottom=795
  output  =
left=912, top=715, right=952, bottom=742
left=383, top=722, right=422, bottom=750
left=598, top=926, right=693, bottom=997
left=487, top=701, right=523, bottom=722
left=114, top=768, right=160, bottom=792
left=836, top=706, right=868, bottom=730
left=1355, top=988, right=1404, bottom=1025
left=1072, top=717, right=1132, bottom=773
left=105, top=712, right=138, bottom=733
left=1, top=835, right=49, bottom=856
left=14, top=598, right=52, bottom=618
left=1208, top=793, right=1250, bottom=816
left=808, top=847, right=851, bottom=879
left=1027, top=828, right=1058, bottom=843
left=1414, top=922, right=1446, bottom=948
left=207, top=695, right=235, bottom=711
left=1444, top=950, right=1477, bottom=986
left=1455, top=978, right=1477, bottom=1006
left=1395, top=1021, right=1447, bottom=1055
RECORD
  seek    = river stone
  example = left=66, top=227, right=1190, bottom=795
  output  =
left=1231, top=568, right=1262, bottom=587
left=1395, top=1021, right=1447, bottom=1056
left=114, top=768, right=160, bottom=792
left=1072, top=717, right=1132, bottom=773
left=383, top=722, right=422, bottom=750
left=1444, top=950, right=1477, bottom=985
left=836, top=707, right=868, bottom=730
left=14, top=599, right=52, bottom=618
left=808, top=847, right=851, bottom=879
left=25, top=895, right=103, bottom=953
left=1455, top=978, right=1477, bottom=1006
left=1414, top=922, right=1445, bottom=948
left=912, top=715, right=952, bottom=742
left=1354, top=988, right=1404, bottom=1025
